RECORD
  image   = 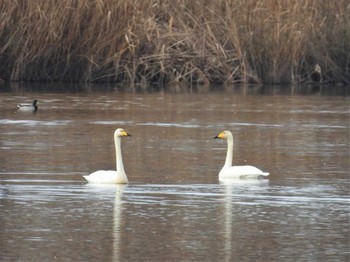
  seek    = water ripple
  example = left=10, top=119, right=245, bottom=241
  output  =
left=139, top=122, right=201, bottom=128
left=0, top=119, right=73, bottom=126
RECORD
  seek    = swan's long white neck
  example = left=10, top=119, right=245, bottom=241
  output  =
left=224, top=136, right=233, bottom=168
left=114, top=135, right=125, bottom=174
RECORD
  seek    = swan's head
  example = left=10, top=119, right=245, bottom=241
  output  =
left=114, top=128, right=132, bottom=138
left=214, top=130, right=233, bottom=140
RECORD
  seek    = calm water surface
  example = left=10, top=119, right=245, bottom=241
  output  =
left=0, top=85, right=349, bottom=261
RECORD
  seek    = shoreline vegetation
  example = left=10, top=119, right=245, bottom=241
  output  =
left=0, top=0, right=349, bottom=89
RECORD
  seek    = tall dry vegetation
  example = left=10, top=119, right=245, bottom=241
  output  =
left=0, top=0, right=349, bottom=88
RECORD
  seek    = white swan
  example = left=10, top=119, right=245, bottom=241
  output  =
left=214, top=130, right=269, bottom=180
left=84, top=128, right=131, bottom=184
left=17, top=99, right=38, bottom=113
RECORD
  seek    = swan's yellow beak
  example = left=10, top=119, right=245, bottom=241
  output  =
left=214, top=132, right=225, bottom=139
left=121, top=130, right=132, bottom=137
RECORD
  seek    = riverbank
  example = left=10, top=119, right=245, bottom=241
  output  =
left=0, top=0, right=349, bottom=88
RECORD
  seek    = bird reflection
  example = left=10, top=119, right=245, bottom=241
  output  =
left=85, top=183, right=126, bottom=262
left=113, top=184, right=127, bottom=262
left=220, top=179, right=269, bottom=262
left=223, top=183, right=233, bottom=262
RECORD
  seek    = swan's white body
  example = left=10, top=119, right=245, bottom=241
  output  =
left=17, top=99, right=38, bottom=113
left=84, top=170, right=128, bottom=184
left=214, top=130, right=269, bottom=181
left=84, top=128, right=131, bottom=184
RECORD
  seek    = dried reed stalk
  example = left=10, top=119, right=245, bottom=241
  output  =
left=0, top=0, right=348, bottom=87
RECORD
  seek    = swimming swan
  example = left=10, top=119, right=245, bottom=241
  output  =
left=17, top=99, right=38, bottom=113
left=84, top=128, right=131, bottom=184
left=214, top=130, right=269, bottom=180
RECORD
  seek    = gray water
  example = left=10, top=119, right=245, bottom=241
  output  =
left=0, top=85, right=349, bottom=261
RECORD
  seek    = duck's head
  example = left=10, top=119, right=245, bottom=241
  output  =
left=214, top=130, right=233, bottom=140
left=115, top=128, right=132, bottom=137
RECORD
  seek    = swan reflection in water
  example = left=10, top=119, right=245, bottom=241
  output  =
left=113, top=184, right=126, bottom=262
left=85, top=183, right=126, bottom=262
left=220, top=179, right=269, bottom=262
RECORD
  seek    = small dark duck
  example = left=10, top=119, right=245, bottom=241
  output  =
left=17, top=99, right=38, bottom=113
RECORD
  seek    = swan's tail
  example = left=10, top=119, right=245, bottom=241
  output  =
left=83, top=175, right=90, bottom=182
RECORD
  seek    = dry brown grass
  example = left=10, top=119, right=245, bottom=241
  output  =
left=0, top=0, right=349, bottom=88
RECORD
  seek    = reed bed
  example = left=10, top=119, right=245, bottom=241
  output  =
left=0, top=0, right=349, bottom=88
